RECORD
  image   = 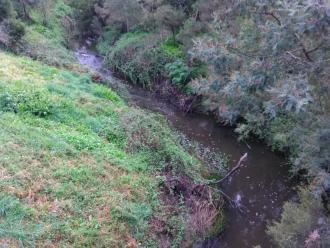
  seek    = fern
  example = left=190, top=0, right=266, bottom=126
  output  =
left=165, top=60, right=190, bottom=85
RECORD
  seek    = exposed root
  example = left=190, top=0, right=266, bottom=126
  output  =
left=154, top=80, right=202, bottom=113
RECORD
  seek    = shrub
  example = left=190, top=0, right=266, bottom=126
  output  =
left=92, top=84, right=121, bottom=103
left=96, top=26, right=120, bottom=55
left=265, top=113, right=298, bottom=153
left=7, top=18, right=25, bottom=44
left=0, top=0, right=14, bottom=21
left=155, top=5, right=185, bottom=40
left=0, top=90, right=55, bottom=117
left=0, top=92, right=18, bottom=113
left=267, top=189, right=330, bottom=248
left=189, top=59, right=208, bottom=79
left=19, top=92, right=55, bottom=117
left=165, top=60, right=189, bottom=86
left=0, top=18, right=25, bottom=50
left=235, top=112, right=266, bottom=141
left=161, top=38, right=184, bottom=58
left=293, top=125, right=330, bottom=194
left=107, top=32, right=177, bottom=88
left=177, top=18, right=208, bottom=48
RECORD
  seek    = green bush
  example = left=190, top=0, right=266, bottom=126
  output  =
left=235, top=112, right=266, bottom=141
left=54, top=1, right=74, bottom=18
left=0, top=90, right=55, bottom=117
left=96, top=26, right=120, bottom=55
left=165, top=60, right=190, bottom=86
left=165, top=59, right=207, bottom=88
left=267, top=189, right=330, bottom=248
left=92, top=84, right=121, bottom=103
left=177, top=18, right=208, bottom=48
left=161, top=38, right=184, bottom=58
left=107, top=32, right=177, bottom=88
left=265, top=113, right=298, bottom=153
left=190, top=59, right=208, bottom=79
left=7, top=18, right=26, bottom=44
left=0, top=92, right=18, bottom=113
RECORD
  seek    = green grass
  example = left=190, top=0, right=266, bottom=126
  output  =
left=0, top=51, right=208, bottom=247
left=109, top=32, right=149, bottom=52
left=22, top=26, right=76, bottom=68
left=15, top=1, right=77, bottom=68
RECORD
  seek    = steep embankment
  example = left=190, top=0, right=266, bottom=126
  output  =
left=0, top=52, right=223, bottom=247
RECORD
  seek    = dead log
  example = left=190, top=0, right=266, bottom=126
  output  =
left=209, top=153, right=248, bottom=185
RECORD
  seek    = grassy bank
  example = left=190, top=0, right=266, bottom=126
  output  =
left=0, top=0, right=76, bottom=68
left=0, top=51, right=224, bottom=247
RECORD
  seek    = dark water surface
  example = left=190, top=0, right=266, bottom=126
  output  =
left=76, top=50, right=295, bottom=248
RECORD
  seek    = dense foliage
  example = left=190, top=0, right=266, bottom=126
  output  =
left=189, top=0, right=330, bottom=201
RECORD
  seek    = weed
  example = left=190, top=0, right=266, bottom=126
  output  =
left=0, top=194, right=41, bottom=246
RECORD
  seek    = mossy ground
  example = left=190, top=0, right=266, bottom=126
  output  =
left=0, top=52, right=220, bottom=247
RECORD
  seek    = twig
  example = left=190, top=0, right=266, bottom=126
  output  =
left=286, top=51, right=302, bottom=61
left=306, top=42, right=324, bottom=54
left=208, top=186, right=235, bottom=207
left=262, top=11, right=281, bottom=26
left=294, top=33, right=314, bottom=62
left=244, top=141, right=251, bottom=150
left=184, top=95, right=199, bottom=115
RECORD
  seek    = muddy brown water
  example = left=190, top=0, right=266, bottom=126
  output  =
left=76, top=50, right=295, bottom=248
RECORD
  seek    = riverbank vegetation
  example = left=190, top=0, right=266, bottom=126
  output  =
left=66, top=0, right=330, bottom=247
left=1, top=0, right=329, bottom=247
left=0, top=0, right=75, bottom=66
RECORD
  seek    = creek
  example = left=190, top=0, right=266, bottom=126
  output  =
left=75, top=49, right=295, bottom=248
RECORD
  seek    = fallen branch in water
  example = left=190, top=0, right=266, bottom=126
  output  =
left=208, top=186, right=248, bottom=213
left=183, top=95, right=200, bottom=115
left=208, top=153, right=248, bottom=185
